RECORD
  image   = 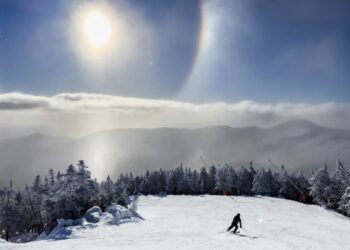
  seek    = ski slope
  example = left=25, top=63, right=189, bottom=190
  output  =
left=2, top=195, right=350, bottom=250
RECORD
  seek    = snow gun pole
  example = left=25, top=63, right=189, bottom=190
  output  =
left=200, top=156, right=235, bottom=202
left=268, top=159, right=305, bottom=196
left=200, top=155, right=211, bottom=169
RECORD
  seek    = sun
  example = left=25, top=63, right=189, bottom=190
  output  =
left=83, top=10, right=112, bottom=48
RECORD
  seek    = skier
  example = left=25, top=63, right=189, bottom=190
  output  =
left=227, top=213, right=242, bottom=234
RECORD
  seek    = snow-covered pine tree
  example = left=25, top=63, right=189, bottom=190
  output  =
left=115, top=173, right=131, bottom=207
left=199, top=167, right=208, bottom=194
left=191, top=170, right=200, bottom=194
left=207, top=165, right=217, bottom=194
left=279, top=172, right=299, bottom=200
left=30, top=175, right=45, bottom=233
left=338, top=187, right=350, bottom=216
left=213, top=165, right=234, bottom=195
left=222, top=165, right=233, bottom=195
left=56, top=171, right=63, bottom=183
left=0, top=182, right=21, bottom=241
left=252, top=169, right=271, bottom=195
left=132, top=175, right=143, bottom=194
left=32, top=174, right=43, bottom=193
left=20, top=184, right=43, bottom=234
left=48, top=169, right=55, bottom=187
left=44, top=162, right=99, bottom=223
left=296, top=170, right=309, bottom=195
left=309, top=163, right=333, bottom=207
left=182, top=168, right=192, bottom=195
left=238, top=166, right=255, bottom=195
left=174, top=164, right=184, bottom=194
left=166, top=170, right=176, bottom=194
left=267, top=169, right=280, bottom=197
left=128, top=172, right=137, bottom=195
left=214, top=167, right=225, bottom=194
left=332, top=159, right=350, bottom=206
left=141, top=170, right=151, bottom=194
left=334, top=159, right=350, bottom=186
left=75, top=160, right=100, bottom=215
left=229, top=166, right=239, bottom=195
left=100, top=175, right=115, bottom=207
left=157, top=169, right=168, bottom=194
left=48, top=164, right=78, bottom=220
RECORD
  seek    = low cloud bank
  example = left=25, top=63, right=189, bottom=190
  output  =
left=0, top=92, right=349, bottom=138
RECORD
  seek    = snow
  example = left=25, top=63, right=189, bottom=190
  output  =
left=105, top=204, right=133, bottom=221
left=41, top=204, right=142, bottom=241
left=85, top=206, right=103, bottom=223
left=2, top=195, right=350, bottom=249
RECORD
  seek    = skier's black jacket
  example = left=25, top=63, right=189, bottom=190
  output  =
left=232, top=214, right=242, bottom=227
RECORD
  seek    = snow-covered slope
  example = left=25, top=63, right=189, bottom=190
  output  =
left=2, top=195, right=350, bottom=250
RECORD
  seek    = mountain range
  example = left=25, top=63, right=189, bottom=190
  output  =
left=1, top=119, right=349, bottom=186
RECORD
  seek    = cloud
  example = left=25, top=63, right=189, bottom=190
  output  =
left=0, top=92, right=350, bottom=138
left=0, top=93, right=51, bottom=110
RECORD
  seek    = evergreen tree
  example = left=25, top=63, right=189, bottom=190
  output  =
left=158, top=169, right=168, bottom=193
left=252, top=169, right=271, bottom=195
left=238, top=166, right=255, bottom=195
left=0, top=182, right=21, bottom=241
left=279, top=172, right=299, bottom=200
left=30, top=175, right=45, bottom=233
left=309, top=163, right=333, bottom=206
left=228, top=166, right=239, bottom=195
left=296, top=170, right=309, bottom=195
left=142, top=170, right=151, bottom=194
left=174, top=164, right=184, bottom=194
left=214, top=167, right=225, bottom=194
left=207, top=165, right=217, bottom=194
left=166, top=170, right=176, bottom=194
left=115, top=174, right=131, bottom=207
left=338, top=187, right=350, bottom=216
left=332, top=159, right=350, bottom=204
left=100, top=175, right=115, bottom=207
left=191, top=170, right=200, bottom=194
left=199, top=167, right=208, bottom=194
left=48, top=169, right=55, bottom=187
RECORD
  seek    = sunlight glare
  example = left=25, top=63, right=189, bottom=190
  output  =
left=83, top=10, right=112, bottom=48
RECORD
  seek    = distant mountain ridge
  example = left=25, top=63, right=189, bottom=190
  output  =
left=1, top=119, right=350, bottom=187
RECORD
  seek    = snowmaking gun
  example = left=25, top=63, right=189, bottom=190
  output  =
left=268, top=159, right=310, bottom=203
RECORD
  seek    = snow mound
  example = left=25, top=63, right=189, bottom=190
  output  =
left=45, top=217, right=89, bottom=240
left=43, top=205, right=143, bottom=240
left=105, top=204, right=133, bottom=220
left=85, top=206, right=103, bottom=223
left=104, top=203, right=144, bottom=225
left=56, top=217, right=87, bottom=228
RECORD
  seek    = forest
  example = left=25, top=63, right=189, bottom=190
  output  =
left=1, top=159, right=350, bottom=241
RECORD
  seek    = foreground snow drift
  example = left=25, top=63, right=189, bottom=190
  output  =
left=39, top=203, right=143, bottom=241
left=2, top=195, right=350, bottom=250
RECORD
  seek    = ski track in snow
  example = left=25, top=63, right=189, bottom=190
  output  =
left=1, top=195, right=350, bottom=250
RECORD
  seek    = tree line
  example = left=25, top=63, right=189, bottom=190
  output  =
left=1, top=159, right=350, bottom=241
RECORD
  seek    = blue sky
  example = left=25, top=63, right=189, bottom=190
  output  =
left=0, top=0, right=349, bottom=103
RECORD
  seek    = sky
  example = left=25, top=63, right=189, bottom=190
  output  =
left=0, top=0, right=350, bottom=137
